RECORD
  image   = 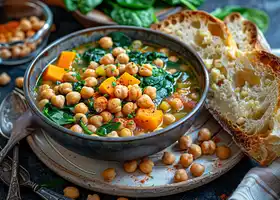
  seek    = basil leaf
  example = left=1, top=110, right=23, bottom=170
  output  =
left=43, top=103, right=75, bottom=125
left=96, top=122, right=121, bottom=136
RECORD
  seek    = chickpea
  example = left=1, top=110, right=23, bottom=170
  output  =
left=123, top=160, right=137, bottom=173
left=198, top=128, right=212, bottom=141
left=100, top=53, right=114, bottom=65
left=180, top=153, right=193, bottom=168
left=19, top=45, right=31, bottom=57
left=32, top=20, right=45, bottom=31
left=63, top=186, right=80, bottom=199
left=88, top=61, right=99, bottom=69
left=139, top=159, right=154, bottom=174
left=63, top=72, right=78, bottom=82
left=188, top=144, right=202, bottom=159
left=40, top=89, right=55, bottom=100
left=80, top=86, right=94, bottom=99
left=42, top=80, right=53, bottom=86
left=102, top=168, right=116, bottom=182
left=153, top=58, right=164, bottom=67
left=0, top=49, right=12, bottom=59
left=162, top=152, right=176, bottom=165
left=26, top=30, right=35, bottom=38
left=99, top=37, right=113, bottom=49
left=132, top=40, right=142, bottom=49
left=122, top=102, right=137, bottom=116
left=114, top=118, right=126, bottom=130
left=0, top=72, right=11, bottom=86
left=169, top=98, right=183, bottom=111
left=119, top=128, right=132, bottom=137
left=74, top=113, right=88, bottom=124
left=117, top=198, right=129, bottom=200
left=26, top=43, right=35, bottom=52
left=38, top=99, right=49, bottom=110
left=116, top=53, right=129, bottom=64
left=14, top=77, right=24, bottom=89
left=159, top=47, right=169, bottom=55
left=125, top=62, right=138, bottom=75
left=100, top=111, right=113, bottom=123
left=51, top=95, right=65, bottom=109
left=126, top=119, right=136, bottom=131
left=179, top=135, right=192, bottom=150
left=112, top=47, right=126, bottom=57
left=106, top=64, right=119, bottom=77
left=216, top=145, right=231, bottom=160
left=114, top=85, right=128, bottom=99
left=114, top=111, right=123, bottom=118
left=20, top=18, right=32, bottom=31
left=190, top=163, right=205, bottom=177
left=74, top=103, right=88, bottom=114
left=14, top=31, right=25, bottom=40
left=139, top=65, right=153, bottom=77
left=137, top=94, right=154, bottom=109
left=84, top=77, right=98, bottom=87
left=83, top=69, right=97, bottom=79
left=87, top=124, right=97, bottom=133
left=143, top=86, right=156, bottom=100
left=106, top=131, right=119, bottom=137
left=118, top=64, right=126, bottom=75
left=201, top=140, right=216, bottom=155
left=89, top=115, right=103, bottom=127
left=30, top=16, right=40, bottom=24
left=169, top=56, right=178, bottom=62
left=127, top=84, right=142, bottom=101
left=163, top=113, right=176, bottom=125
left=87, top=194, right=100, bottom=200
left=9, top=37, right=21, bottom=42
left=39, top=84, right=50, bottom=93
left=66, top=91, right=81, bottom=105
left=70, top=124, right=83, bottom=133
left=59, top=83, right=72, bottom=95
left=108, top=98, right=122, bottom=113
left=174, top=169, right=188, bottom=183
left=94, top=96, right=108, bottom=113
left=53, top=85, right=59, bottom=94
left=11, top=46, right=21, bottom=57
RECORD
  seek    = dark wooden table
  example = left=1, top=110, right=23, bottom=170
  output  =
left=0, top=1, right=279, bottom=199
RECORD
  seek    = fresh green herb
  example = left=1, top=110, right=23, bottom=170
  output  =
left=211, top=6, right=270, bottom=32
left=112, top=81, right=117, bottom=87
left=64, top=0, right=78, bottom=11
left=127, top=112, right=136, bottom=119
left=128, top=51, right=168, bottom=65
left=162, top=0, right=204, bottom=10
left=116, top=0, right=155, bottom=9
left=104, top=94, right=109, bottom=98
left=108, top=32, right=132, bottom=47
left=55, top=81, right=61, bottom=85
left=82, top=48, right=107, bottom=63
left=96, top=122, right=121, bottom=136
left=43, top=103, right=75, bottom=125
left=72, top=80, right=85, bottom=92
left=80, top=120, right=93, bottom=135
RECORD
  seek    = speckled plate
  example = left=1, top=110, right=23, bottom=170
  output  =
left=27, top=108, right=243, bottom=198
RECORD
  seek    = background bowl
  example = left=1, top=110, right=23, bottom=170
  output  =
left=0, top=0, right=53, bottom=65
left=24, top=26, right=209, bottom=161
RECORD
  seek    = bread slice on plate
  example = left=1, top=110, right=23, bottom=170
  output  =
left=224, top=12, right=271, bottom=52
left=151, top=11, right=280, bottom=165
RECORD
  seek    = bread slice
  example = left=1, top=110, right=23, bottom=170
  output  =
left=151, top=11, right=280, bottom=165
left=224, top=12, right=271, bottom=52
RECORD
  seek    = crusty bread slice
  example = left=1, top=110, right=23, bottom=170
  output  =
left=224, top=12, right=271, bottom=52
left=151, top=11, right=280, bottom=165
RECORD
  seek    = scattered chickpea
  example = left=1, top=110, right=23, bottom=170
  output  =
left=180, top=153, right=193, bottom=168
left=88, top=61, right=99, bottom=69
left=198, top=128, right=212, bottom=141
left=179, top=135, right=192, bottom=150
left=125, top=62, right=138, bottom=75
left=122, top=102, right=137, bottom=116
left=190, top=163, right=205, bottom=177
left=59, top=83, right=73, bottom=95
left=70, top=124, right=83, bottom=133
left=114, top=85, right=128, bottom=99
left=38, top=99, right=49, bottom=110
left=89, top=115, right=103, bottom=127
left=66, top=91, right=81, bottom=105
left=188, top=144, right=202, bottom=159
left=216, top=145, right=231, bottom=160
left=139, top=64, right=153, bottom=77
left=163, top=113, right=176, bottom=125
left=40, top=89, right=55, bottom=100
left=169, top=98, right=183, bottom=111
left=0, top=49, right=12, bottom=59
left=201, top=140, right=216, bottom=155
left=99, top=37, right=113, bottom=49
left=84, top=77, right=98, bottom=87
left=102, top=168, right=116, bottom=182
left=100, top=111, right=113, bottom=123
left=74, top=113, right=88, bottom=124
left=174, top=169, right=188, bottom=183
left=51, top=95, right=65, bottom=109
left=153, top=58, right=164, bottom=67
left=137, top=94, right=154, bottom=109
left=14, top=77, right=24, bottom=88
left=63, top=72, right=78, bottom=82
left=87, top=194, right=100, bottom=200
left=139, top=159, right=154, bottom=174
left=119, top=128, right=132, bottom=137
left=83, top=69, right=97, bottom=79
left=106, top=131, right=119, bottom=137
left=127, top=84, right=142, bottom=101
left=112, top=47, right=126, bottom=57
left=108, top=98, right=122, bottom=113
left=123, top=160, right=138, bottom=173
left=116, top=53, right=129, bottom=64
left=80, top=86, right=94, bottom=99
left=162, top=152, right=176, bottom=165
left=143, top=86, right=156, bottom=100
left=20, top=18, right=32, bottom=31
left=94, top=96, right=108, bottom=113
left=63, top=186, right=80, bottom=199
left=100, top=53, right=114, bottom=65
left=106, top=64, right=119, bottom=77
left=87, top=125, right=97, bottom=133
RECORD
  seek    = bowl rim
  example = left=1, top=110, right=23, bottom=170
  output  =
left=24, top=25, right=209, bottom=142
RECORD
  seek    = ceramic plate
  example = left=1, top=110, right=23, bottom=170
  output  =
left=27, top=108, right=243, bottom=198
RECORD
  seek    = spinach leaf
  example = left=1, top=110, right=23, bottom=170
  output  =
left=211, top=6, right=269, bottom=32
left=72, top=80, right=85, bottom=92
left=78, top=0, right=103, bottom=14
left=96, top=122, right=121, bottom=136
left=111, top=6, right=157, bottom=27
left=80, top=121, right=93, bottom=135
left=116, top=0, right=155, bottom=9
left=162, top=0, right=204, bottom=10
left=108, top=32, right=132, bottom=47
left=128, top=51, right=168, bottom=65
left=64, top=0, right=78, bottom=11
left=43, top=103, right=75, bottom=125
left=82, top=48, right=106, bottom=63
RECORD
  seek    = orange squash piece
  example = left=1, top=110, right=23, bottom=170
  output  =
left=135, top=109, right=163, bottom=131
left=43, top=64, right=66, bottom=82
left=99, top=77, right=117, bottom=97
left=118, top=72, right=140, bottom=86
left=56, top=51, right=76, bottom=69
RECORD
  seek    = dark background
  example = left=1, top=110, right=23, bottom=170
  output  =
left=0, top=0, right=278, bottom=199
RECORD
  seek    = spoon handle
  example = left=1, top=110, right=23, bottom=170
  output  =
left=6, top=145, right=21, bottom=200
left=32, top=184, right=72, bottom=200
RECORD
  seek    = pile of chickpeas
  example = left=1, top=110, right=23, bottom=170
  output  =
left=0, top=16, right=45, bottom=59
left=101, top=127, right=231, bottom=184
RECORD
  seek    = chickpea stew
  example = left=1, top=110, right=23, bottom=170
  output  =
left=35, top=32, right=201, bottom=137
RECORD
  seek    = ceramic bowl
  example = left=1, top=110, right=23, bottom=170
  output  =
left=24, top=26, right=209, bottom=161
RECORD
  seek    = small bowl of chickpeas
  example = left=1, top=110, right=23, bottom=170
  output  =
left=0, top=0, right=53, bottom=65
